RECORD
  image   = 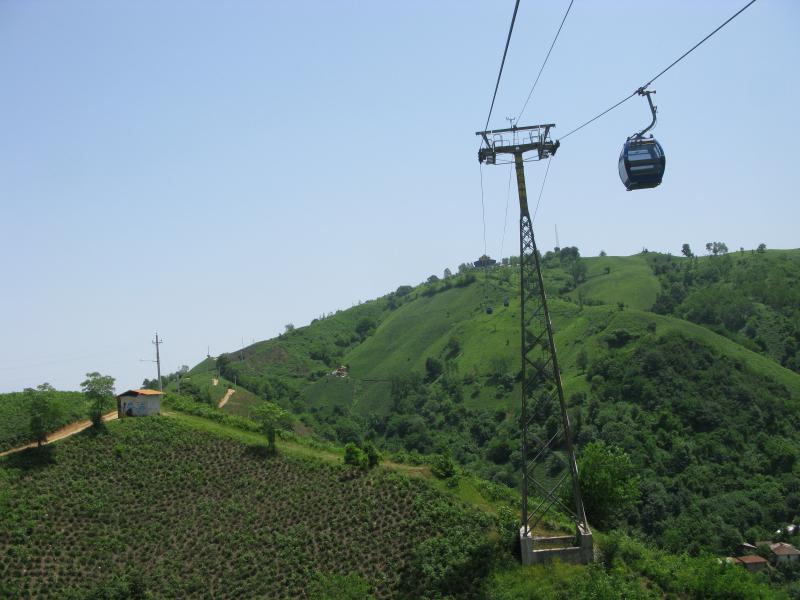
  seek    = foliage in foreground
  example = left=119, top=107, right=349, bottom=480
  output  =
left=0, top=417, right=492, bottom=599
left=0, top=388, right=88, bottom=452
left=489, top=532, right=783, bottom=600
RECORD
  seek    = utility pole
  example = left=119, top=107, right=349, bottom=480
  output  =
left=152, top=333, right=163, bottom=393
left=555, top=224, right=560, bottom=250
left=477, top=123, right=591, bottom=565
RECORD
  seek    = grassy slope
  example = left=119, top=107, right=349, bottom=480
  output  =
left=569, top=254, right=660, bottom=311
left=1, top=411, right=781, bottom=600
left=214, top=252, right=800, bottom=418
left=0, top=391, right=89, bottom=453
left=0, top=416, right=492, bottom=600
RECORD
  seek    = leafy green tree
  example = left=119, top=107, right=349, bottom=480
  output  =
left=27, top=384, right=63, bottom=447
left=681, top=243, right=693, bottom=258
left=425, top=357, right=443, bottom=382
left=309, top=573, right=375, bottom=600
left=431, top=453, right=456, bottom=479
left=363, top=441, right=381, bottom=468
left=599, top=250, right=607, bottom=257
left=443, top=267, right=452, bottom=279
left=576, top=349, right=589, bottom=372
left=757, top=243, right=767, bottom=253
left=578, top=441, right=639, bottom=528
left=343, top=442, right=368, bottom=469
left=81, top=372, right=116, bottom=428
left=355, top=317, right=376, bottom=339
left=252, top=401, right=291, bottom=455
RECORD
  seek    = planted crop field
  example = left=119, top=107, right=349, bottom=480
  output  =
left=0, top=391, right=89, bottom=453
left=0, top=417, right=493, bottom=599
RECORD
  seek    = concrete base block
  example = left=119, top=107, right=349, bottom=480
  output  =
left=520, top=524, right=593, bottom=565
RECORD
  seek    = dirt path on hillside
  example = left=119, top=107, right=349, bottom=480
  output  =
left=0, top=410, right=119, bottom=458
left=212, top=378, right=219, bottom=386
left=218, top=388, right=235, bottom=409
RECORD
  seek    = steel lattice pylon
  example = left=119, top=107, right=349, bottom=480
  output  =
left=477, top=124, right=592, bottom=564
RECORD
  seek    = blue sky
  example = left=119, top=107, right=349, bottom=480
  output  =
left=1, top=0, right=797, bottom=392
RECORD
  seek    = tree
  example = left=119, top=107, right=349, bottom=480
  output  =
left=363, top=441, right=381, bottom=468
left=431, top=453, right=456, bottom=479
left=284, top=323, right=295, bottom=333
left=252, top=401, right=291, bottom=455
left=757, top=243, right=767, bottom=253
left=578, top=441, right=640, bottom=528
left=681, top=243, right=693, bottom=258
left=81, top=372, right=115, bottom=428
left=443, top=267, right=452, bottom=279
left=425, top=357, right=443, bottom=382
left=427, top=274, right=439, bottom=284
left=27, top=384, right=63, bottom=447
left=355, top=317, right=376, bottom=339
left=576, top=349, right=589, bottom=372
left=344, top=442, right=368, bottom=470
left=599, top=250, right=607, bottom=257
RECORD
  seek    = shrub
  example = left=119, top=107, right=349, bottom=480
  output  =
left=344, top=443, right=368, bottom=470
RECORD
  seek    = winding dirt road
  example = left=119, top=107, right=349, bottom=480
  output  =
left=218, top=388, right=235, bottom=409
left=0, top=410, right=118, bottom=458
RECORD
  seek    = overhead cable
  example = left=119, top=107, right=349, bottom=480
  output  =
left=484, top=0, right=522, bottom=132
left=560, top=0, right=759, bottom=140
left=517, top=0, right=575, bottom=122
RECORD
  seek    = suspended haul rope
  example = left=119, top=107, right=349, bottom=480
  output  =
left=483, top=0, right=522, bottom=131
left=560, top=0, right=759, bottom=140
left=517, top=0, right=575, bottom=122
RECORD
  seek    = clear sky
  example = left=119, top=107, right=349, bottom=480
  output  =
left=1, top=0, right=797, bottom=392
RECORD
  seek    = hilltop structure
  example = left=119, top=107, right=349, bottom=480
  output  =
left=117, top=389, right=162, bottom=417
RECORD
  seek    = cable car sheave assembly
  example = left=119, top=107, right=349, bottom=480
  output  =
left=476, top=124, right=592, bottom=565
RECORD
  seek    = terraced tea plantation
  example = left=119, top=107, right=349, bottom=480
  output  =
left=0, top=417, right=493, bottom=599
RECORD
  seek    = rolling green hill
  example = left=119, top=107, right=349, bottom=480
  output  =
left=203, top=247, right=800, bottom=558
left=0, top=411, right=783, bottom=599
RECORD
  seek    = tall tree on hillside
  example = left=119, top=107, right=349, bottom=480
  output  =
left=253, top=401, right=292, bottom=455
left=578, top=441, right=639, bottom=528
left=27, top=383, right=63, bottom=447
left=681, top=244, right=693, bottom=258
left=81, top=372, right=115, bottom=428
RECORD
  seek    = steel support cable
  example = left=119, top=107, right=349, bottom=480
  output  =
left=531, top=155, right=553, bottom=222
left=484, top=0, right=522, bottom=132
left=517, top=0, right=575, bottom=122
left=478, top=163, right=488, bottom=256
left=560, top=0, right=759, bottom=140
left=499, top=165, right=513, bottom=260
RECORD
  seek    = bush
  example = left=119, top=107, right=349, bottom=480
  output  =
left=344, top=442, right=368, bottom=470
left=431, top=453, right=456, bottom=479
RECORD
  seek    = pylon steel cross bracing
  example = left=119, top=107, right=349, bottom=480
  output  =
left=476, top=124, right=592, bottom=565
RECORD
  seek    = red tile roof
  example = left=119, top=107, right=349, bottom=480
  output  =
left=735, top=555, right=768, bottom=564
left=771, top=543, right=800, bottom=556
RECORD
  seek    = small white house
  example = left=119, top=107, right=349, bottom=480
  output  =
left=117, top=389, right=162, bottom=418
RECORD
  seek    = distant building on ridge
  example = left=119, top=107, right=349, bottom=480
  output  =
left=117, top=389, right=162, bottom=418
left=474, top=254, right=497, bottom=268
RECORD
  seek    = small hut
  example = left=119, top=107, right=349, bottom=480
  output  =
left=473, top=254, right=497, bottom=268
left=117, top=389, right=162, bottom=418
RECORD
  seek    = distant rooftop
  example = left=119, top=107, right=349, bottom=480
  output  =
left=118, top=389, right=163, bottom=397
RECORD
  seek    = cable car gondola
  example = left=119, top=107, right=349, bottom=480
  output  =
left=618, top=89, right=665, bottom=191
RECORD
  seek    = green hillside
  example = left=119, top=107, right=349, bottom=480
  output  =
left=200, top=247, right=800, bottom=559
left=0, top=388, right=89, bottom=453
left=0, top=412, right=783, bottom=599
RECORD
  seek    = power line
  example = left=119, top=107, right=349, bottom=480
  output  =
left=484, top=0, right=522, bottom=132
left=560, top=0, right=759, bottom=140
left=517, top=0, right=575, bottom=122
